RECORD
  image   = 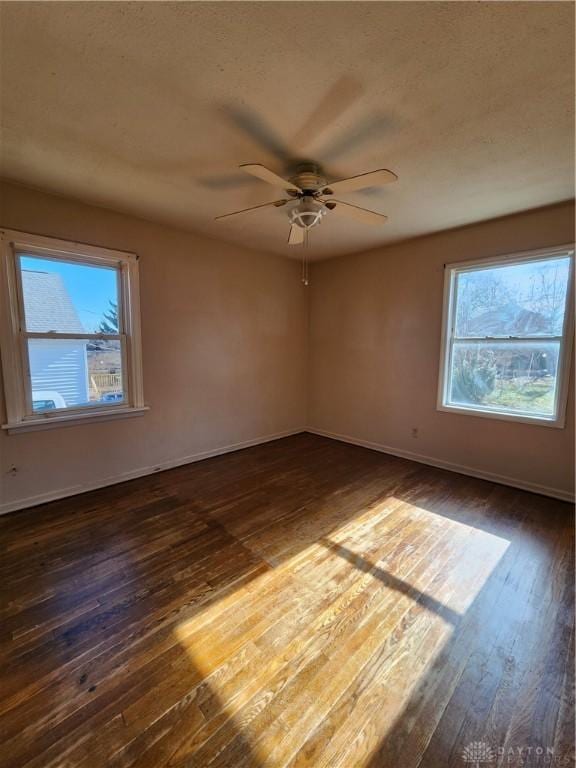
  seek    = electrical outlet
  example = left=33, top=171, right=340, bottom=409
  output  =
left=411, top=428, right=419, bottom=439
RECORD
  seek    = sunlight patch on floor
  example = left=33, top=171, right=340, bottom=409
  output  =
left=171, top=495, right=511, bottom=766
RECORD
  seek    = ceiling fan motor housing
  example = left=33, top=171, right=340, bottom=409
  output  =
left=290, top=162, right=326, bottom=193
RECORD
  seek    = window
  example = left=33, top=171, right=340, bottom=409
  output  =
left=438, top=246, right=574, bottom=427
left=0, top=229, right=146, bottom=432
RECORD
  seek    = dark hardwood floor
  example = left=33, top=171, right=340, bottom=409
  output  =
left=0, top=433, right=573, bottom=768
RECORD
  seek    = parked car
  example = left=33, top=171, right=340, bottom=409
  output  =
left=32, top=390, right=67, bottom=411
left=100, top=392, right=124, bottom=403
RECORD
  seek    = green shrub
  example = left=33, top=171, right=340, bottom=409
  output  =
left=452, top=350, right=497, bottom=403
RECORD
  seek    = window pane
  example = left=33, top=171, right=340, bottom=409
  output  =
left=88, top=341, right=124, bottom=404
left=28, top=339, right=124, bottom=411
left=454, top=257, right=571, bottom=338
left=19, top=255, right=120, bottom=334
left=448, top=341, right=559, bottom=416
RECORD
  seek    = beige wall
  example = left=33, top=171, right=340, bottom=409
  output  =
left=0, top=181, right=308, bottom=512
left=0, top=182, right=573, bottom=512
left=309, top=202, right=575, bottom=500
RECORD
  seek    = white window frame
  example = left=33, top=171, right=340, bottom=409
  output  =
left=437, top=244, right=574, bottom=428
left=0, top=228, right=147, bottom=433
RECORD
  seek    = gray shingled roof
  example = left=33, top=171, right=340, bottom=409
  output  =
left=467, top=302, right=549, bottom=336
left=22, top=270, right=85, bottom=333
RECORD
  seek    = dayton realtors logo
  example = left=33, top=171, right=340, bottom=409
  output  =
left=462, top=741, right=563, bottom=766
left=462, top=742, right=496, bottom=766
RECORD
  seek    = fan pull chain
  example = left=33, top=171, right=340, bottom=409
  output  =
left=302, top=229, right=310, bottom=286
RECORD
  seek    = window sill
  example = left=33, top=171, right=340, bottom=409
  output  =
left=437, top=402, right=564, bottom=428
left=2, top=406, right=149, bottom=434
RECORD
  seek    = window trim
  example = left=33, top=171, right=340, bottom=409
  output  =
left=0, top=228, right=146, bottom=433
left=437, top=244, right=575, bottom=428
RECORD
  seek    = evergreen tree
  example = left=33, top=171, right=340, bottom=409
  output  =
left=99, top=301, right=119, bottom=334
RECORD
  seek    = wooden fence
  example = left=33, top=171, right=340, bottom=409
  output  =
left=89, top=373, right=122, bottom=399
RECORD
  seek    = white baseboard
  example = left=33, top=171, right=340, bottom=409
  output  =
left=307, top=427, right=575, bottom=504
left=0, top=428, right=306, bottom=515
left=3, top=426, right=572, bottom=515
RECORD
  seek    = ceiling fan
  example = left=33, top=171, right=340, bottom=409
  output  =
left=214, top=162, right=398, bottom=249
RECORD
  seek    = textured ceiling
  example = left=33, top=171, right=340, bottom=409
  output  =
left=0, top=2, right=574, bottom=260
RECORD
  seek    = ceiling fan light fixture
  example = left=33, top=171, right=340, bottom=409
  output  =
left=290, top=198, right=326, bottom=230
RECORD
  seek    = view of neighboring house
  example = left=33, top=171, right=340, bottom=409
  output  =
left=467, top=302, right=557, bottom=376
left=467, top=302, right=552, bottom=337
left=22, top=269, right=123, bottom=410
left=22, top=270, right=89, bottom=410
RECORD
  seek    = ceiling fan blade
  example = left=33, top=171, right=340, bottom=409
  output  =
left=215, top=199, right=288, bottom=221
left=221, top=105, right=292, bottom=163
left=319, top=115, right=396, bottom=164
left=197, top=173, right=260, bottom=190
left=323, top=169, right=397, bottom=195
left=290, top=76, right=364, bottom=154
left=287, top=225, right=305, bottom=246
left=324, top=199, right=388, bottom=226
left=240, top=164, right=301, bottom=192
